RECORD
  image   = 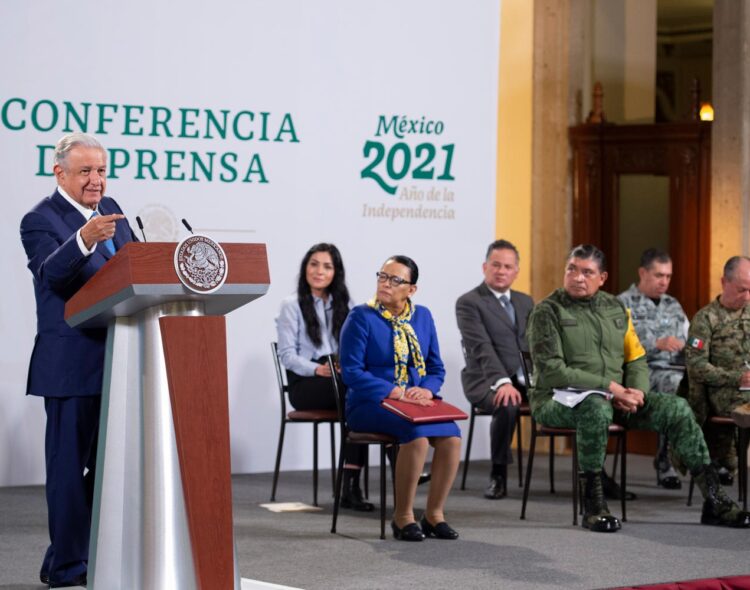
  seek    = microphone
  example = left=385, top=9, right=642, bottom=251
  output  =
left=182, top=218, right=194, bottom=234
left=135, top=216, right=147, bottom=242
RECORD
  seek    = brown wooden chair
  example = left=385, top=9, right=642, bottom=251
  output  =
left=459, top=340, right=531, bottom=491
left=460, top=399, right=531, bottom=491
left=270, top=342, right=338, bottom=507
left=328, top=356, right=398, bottom=540
left=687, top=416, right=748, bottom=510
left=518, top=350, right=628, bottom=525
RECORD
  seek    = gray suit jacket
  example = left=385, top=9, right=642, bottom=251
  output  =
left=455, top=282, right=534, bottom=404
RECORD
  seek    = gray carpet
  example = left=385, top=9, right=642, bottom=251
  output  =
left=1, top=454, right=748, bottom=590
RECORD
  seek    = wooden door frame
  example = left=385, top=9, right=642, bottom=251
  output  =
left=569, top=121, right=712, bottom=317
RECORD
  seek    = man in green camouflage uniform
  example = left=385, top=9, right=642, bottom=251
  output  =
left=527, top=244, right=749, bottom=532
left=618, top=248, right=689, bottom=489
left=686, top=256, right=750, bottom=479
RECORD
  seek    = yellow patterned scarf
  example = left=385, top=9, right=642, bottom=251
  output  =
left=368, top=298, right=426, bottom=388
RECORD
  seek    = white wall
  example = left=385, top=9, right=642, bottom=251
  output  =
left=0, top=0, right=501, bottom=486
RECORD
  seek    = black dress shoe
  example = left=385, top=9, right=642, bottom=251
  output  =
left=601, top=470, right=637, bottom=501
left=340, top=489, right=375, bottom=512
left=420, top=515, right=459, bottom=540
left=484, top=476, right=506, bottom=499
left=717, top=466, right=734, bottom=486
left=654, top=456, right=682, bottom=489
left=656, top=472, right=682, bottom=490
left=391, top=521, right=425, bottom=541
left=49, top=574, right=87, bottom=587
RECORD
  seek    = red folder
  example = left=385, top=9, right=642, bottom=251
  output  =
left=381, top=399, right=468, bottom=423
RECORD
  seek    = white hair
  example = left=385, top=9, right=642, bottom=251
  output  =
left=54, top=132, right=105, bottom=169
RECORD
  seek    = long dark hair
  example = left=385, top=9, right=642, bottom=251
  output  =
left=297, top=243, right=351, bottom=347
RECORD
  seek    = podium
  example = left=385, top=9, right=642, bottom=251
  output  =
left=65, top=242, right=270, bottom=590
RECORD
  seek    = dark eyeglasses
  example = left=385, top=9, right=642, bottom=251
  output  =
left=375, top=271, right=412, bottom=287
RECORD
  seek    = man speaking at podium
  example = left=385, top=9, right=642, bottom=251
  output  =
left=20, top=132, right=136, bottom=588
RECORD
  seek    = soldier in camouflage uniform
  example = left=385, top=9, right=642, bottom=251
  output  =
left=686, top=256, right=750, bottom=479
left=527, top=244, right=750, bottom=532
left=618, top=248, right=689, bottom=489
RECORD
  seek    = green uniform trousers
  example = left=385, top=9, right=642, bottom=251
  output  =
left=533, top=392, right=710, bottom=472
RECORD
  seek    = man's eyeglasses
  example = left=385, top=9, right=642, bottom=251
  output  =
left=376, top=271, right=412, bottom=287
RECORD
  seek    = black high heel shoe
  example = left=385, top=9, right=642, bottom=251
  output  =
left=391, top=521, right=425, bottom=542
left=420, top=515, right=459, bottom=540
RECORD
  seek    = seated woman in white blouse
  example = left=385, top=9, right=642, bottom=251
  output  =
left=276, top=243, right=372, bottom=511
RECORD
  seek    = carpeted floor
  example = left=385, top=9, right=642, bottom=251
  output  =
left=1, top=454, right=748, bottom=590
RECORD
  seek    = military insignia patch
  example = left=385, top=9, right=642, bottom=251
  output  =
left=614, top=318, right=624, bottom=329
left=688, top=336, right=704, bottom=350
left=623, top=310, right=646, bottom=362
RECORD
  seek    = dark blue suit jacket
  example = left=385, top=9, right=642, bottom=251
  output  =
left=20, top=190, right=137, bottom=398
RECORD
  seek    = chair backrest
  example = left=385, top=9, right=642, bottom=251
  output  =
left=271, top=342, right=289, bottom=416
left=519, top=349, right=533, bottom=388
left=327, top=355, right=348, bottom=439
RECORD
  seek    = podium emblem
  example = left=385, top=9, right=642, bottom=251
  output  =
left=174, top=235, right=228, bottom=294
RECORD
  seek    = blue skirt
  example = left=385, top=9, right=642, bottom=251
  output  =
left=346, top=400, right=461, bottom=444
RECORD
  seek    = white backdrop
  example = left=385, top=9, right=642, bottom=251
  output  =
left=0, top=0, right=502, bottom=486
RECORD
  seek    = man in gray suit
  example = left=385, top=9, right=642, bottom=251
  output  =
left=456, top=239, right=534, bottom=498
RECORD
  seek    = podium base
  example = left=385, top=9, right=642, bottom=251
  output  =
left=65, top=577, right=300, bottom=590
left=241, top=577, right=302, bottom=590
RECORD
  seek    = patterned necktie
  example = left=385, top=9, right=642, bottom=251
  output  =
left=90, top=210, right=115, bottom=255
left=499, top=294, right=516, bottom=326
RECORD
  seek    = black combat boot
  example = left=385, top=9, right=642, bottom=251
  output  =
left=340, top=469, right=374, bottom=512
left=693, top=463, right=750, bottom=527
left=580, top=471, right=621, bottom=532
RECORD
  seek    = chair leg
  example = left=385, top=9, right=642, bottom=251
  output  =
left=330, top=439, right=347, bottom=534
left=549, top=435, right=556, bottom=494
left=572, top=436, right=578, bottom=526
left=611, top=438, right=621, bottom=477
left=732, top=426, right=744, bottom=506
left=620, top=432, right=627, bottom=522
left=313, top=423, right=319, bottom=507
left=364, top=451, right=370, bottom=499
left=380, top=445, right=387, bottom=540
left=520, top=430, right=538, bottom=520
left=329, top=422, right=336, bottom=497
left=739, top=427, right=748, bottom=510
left=461, top=410, right=476, bottom=490
left=270, top=421, right=286, bottom=501
left=687, top=476, right=695, bottom=506
left=389, top=445, right=399, bottom=500
left=517, top=413, right=524, bottom=487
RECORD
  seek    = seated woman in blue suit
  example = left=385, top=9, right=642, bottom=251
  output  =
left=340, top=255, right=461, bottom=542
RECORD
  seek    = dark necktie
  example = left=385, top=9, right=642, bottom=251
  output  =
left=499, top=294, right=516, bottom=326
left=90, top=210, right=115, bottom=255
left=500, top=294, right=524, bottom=383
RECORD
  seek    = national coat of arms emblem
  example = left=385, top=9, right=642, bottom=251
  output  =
left=174, top=235, right=228, bottom=294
